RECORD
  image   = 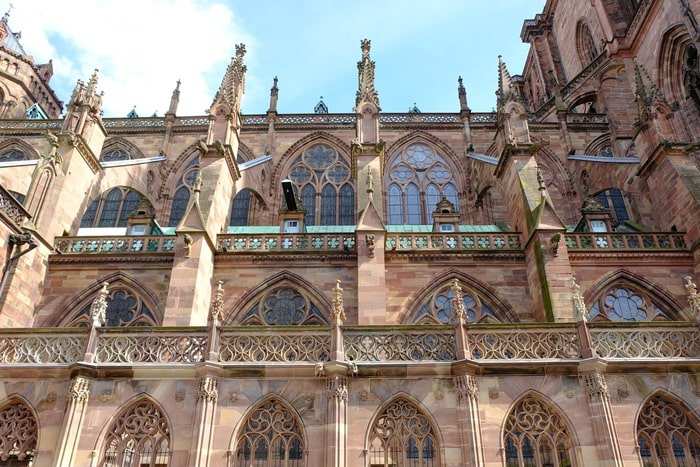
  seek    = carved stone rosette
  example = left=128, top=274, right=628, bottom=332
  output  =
left=68, top=376, right=91, bottom=402
left=197, top=376, right=218, bottom=403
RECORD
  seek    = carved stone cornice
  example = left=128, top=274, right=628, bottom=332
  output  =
left=68, top=376, right=91, bottom=403
left=197, top=375, right=218, bottom=403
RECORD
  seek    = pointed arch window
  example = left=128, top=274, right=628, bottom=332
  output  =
left=576, top=21, right=599, bottom=66
left=386, top=143, right=460, bottom=224
left=0, top=399, right=37, bottom=465
left=408, top=279, right=506, bottom=324
left=368, top=397, right=439, bottom=467
left=504, top=395, right=576, bottom=467
left=587, top=281, right=675, bottom=322
left=168, top=157, right=199, bottom=226
left=285, top=143, right=354, bottom=225
left=234, top=398, right=305, bottom=467
left=238, top=286, right=327, bottom=325
left=63, top=287, right=158, bottom=327
left=101, top=398, right=171, bottom=467
left=230, top=189, right=254, bottom=226
left=0, top=149, right=26, bottom=162
left=593, top=188, right=630, bottom=227
left=638, top=394, right=700, bottom=467
left=101, top=147, right=131, bottom=162
left=80, top=187, right=149, bottom=228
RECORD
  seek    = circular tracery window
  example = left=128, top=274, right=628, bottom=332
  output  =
left=240, top=286, right=327, bottom=325
left=409, top=281, right=501, bottom=324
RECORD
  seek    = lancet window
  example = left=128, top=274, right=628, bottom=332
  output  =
left=64, top=288, right=158, bottom=327
left=638, top=394, right=700, bottom=467
left=0, top=149, right=26, bottom=162
left=168, top=157, right=199, bottom=226
left=233, top=398, right=305, bottom=467
left=576, top=21, right=599, bottom=66
left=238, top=286, right=327, bottom=325
left=593, top=188, right=630, bottom=226
left=368, top=397, right=439, bottom=467
left=230, top=189, right=259, bottom=226
left=285, top=143, right=354, bottom=226
left=0, top=399, right=37, bottom=465
left=386, top=143, right=459, bottom=225
left=587, top=283, right=674, bottom=322
left=101, top=398, right=171, bottom=467
left=408, top=280, right=504, bottom=324
left=80, top=187, right=148, bottom=228
left=504, top=395, right=576, bottom=467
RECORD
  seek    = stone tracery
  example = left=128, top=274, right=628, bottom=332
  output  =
left=0, top=398, right=37, bottom=463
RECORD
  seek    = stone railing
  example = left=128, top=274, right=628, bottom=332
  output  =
left=103, top=118, right=166, bottom=129
left=385, top=232, right=521, bottom=252
left=0, top=185, right=30, bottom=226
left=0, top=330, right=86, bottom=364
left=468, top=325, right=580, bottom=360
left=219, top=327, right=330, bottom=363
left=217, top=233, right=356, bottom=253
left=566, top=113, right=608, bottom=125
left=0, top=119, right=62, bottom=131
left=54, top=235, right=177, bottom=255
left=0, top=322, right=697, bottom=367
left=96, top=328, right=207, bottom=364
left=379, top=113, right=462, bottom=124
left=590, top=323, right=700, bottom=359
left=344, top=326, right=456, bottom=362
left=565, top=232, right=688, bottom=251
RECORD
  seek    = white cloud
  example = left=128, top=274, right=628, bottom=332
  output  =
left=10, top=0, right=253, bottom=116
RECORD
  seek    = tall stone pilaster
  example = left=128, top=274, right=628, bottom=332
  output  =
left=188, top=376, right=219, bottom=467
left=324, top=375, right=348, bottom=467
left=52, top=376, right=91, bottom=467
left=455, top=375, right=484, bottom=467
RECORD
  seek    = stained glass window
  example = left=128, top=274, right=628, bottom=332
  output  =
left=386, top=143, right=460, bottom=224
left=284, top=143, right=354, bottom=225
left=503, top=395, right=575, bottom=467
left=587, top=284, right=674, bottom=322
left=65, top=288, right=158, bottom=327
left=230, top=189, right=252, bottom=226
left=0, top=149, right=26, bottom=162
left=168, top=157, right=200, bottom=227
left=594, top=188, right=631, bottom=227
left=238, top=286, right=327, bottom=325
left=80, top=188, right=149, bottom=229
left=408, top=280, right=505, bottom=324
left=638, top=394, right=700, bottom=467
left=101, top=148, right=130, bottom=162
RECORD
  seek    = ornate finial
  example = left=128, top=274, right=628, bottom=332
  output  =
left=570, top=277, right=588, bottom=322
left=211, top=43, right=247, bottom=113
left=87, top=68, right=99, bottom=92
left=458, top=75, right=464, bottom=88
left=176, top=79, right=181, bottom=90
left=210, top=280, right=225, bottom=322
left=235, top=43, right=246, bottom=59
left=684, top=276, right=700, bottom=319
left=361, top=38, right=371, bottom=57
left=271, top=76, right=278, bottom=93
left=451, top=279, right=466, bottom=323
left=2, top=3, right=13, bottom=23
left=331, top=279, right=346, bottom=324
left=90, top=282, right=109, bottom=327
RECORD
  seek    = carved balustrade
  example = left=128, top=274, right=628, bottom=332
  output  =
left=217, top=233, right=356, bottom=253
left=344, top=326, right=456, bottom=362
left=467, top=324, right=580, bottom=360
left=95, top=328, right=207, bottom=364
left=0, top=185, right=30, bottom=227
left=54, top=235, right=176, bottom=255
left=564, top=232, right=688, bottom=251
left=566, top=113, right=608, bottom=125
left=385, top=232, right=521, bottom=252
left=590, top=323, right=700, bottom=359
left=0, top=329, right=86, bottom=364
left=219, top=327, right=330, bottom=363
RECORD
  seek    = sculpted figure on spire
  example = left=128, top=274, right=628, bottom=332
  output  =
left=355, top=39, right=380, bottom=110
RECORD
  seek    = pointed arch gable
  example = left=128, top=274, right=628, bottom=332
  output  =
left=0, top=137, right=40, bottom=160
left=79, top=185, right=155, bottom=230
left=52, top=272, right=163, bottom=326
left=0, top=394, right=39, bottom=461
left=401, top=269, right=518, bottom=323
left=225, top=271, right=333, bottom=325
left=584, top=269, right=684, bottom=320
left=658, top=24, right=692, bottom=103
left=94, top=392, right=172, bottom=465
left=364, top=392, right=444, bottom=466
left=228, top=393, right=308, bottom=453
left=269, top=131, right=351, bottom=197
left=100, top=137, right=146, bottom=161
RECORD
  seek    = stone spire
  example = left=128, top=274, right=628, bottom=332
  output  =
left=167, top=79, right=180, bottom=116
left=355, top=39, right=380, bottom=110
left=496, top=55, right=514, bottom=110
left=210, top=43, right=247, bottom=115
left=63, top=68, right=103, bottom=133
left=458, top=76, right=470, bottom=113
left=268, top=76, right=279, bottom=114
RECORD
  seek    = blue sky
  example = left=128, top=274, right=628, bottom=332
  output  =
left=12, top=0, right=545, bottom=116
